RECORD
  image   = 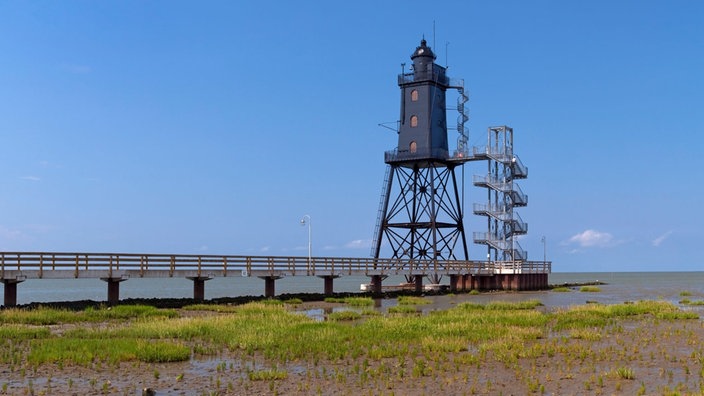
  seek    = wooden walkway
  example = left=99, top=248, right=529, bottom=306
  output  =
left=0, top=252, right=551, bottom=306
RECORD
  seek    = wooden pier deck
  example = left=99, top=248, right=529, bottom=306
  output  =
left=1, top=252, right=551, bottom=306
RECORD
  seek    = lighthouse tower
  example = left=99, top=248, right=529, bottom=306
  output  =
left=371, top=39, right=470, bottom=276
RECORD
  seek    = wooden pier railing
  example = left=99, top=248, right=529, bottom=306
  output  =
left=0, top=251, right=551, bottom=306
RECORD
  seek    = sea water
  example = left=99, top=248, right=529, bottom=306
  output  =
left=6, top=271, right=704, bottom=307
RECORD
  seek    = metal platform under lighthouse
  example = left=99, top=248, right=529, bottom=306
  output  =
left=371, top=39, right=472, bottom=280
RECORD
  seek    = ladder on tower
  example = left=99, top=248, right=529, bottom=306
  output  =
left=370, top=164, right=392, bottom=257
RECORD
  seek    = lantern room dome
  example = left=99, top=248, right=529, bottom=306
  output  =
left=410, top=39, right=436, bottom=60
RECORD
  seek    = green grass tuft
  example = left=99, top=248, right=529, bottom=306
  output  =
left=248, top=368, right=288, bottom=381
left=342, top=297, right=374, bottom=307
left=580, top=286, right=601, bottom=292
left=614, top=366, right=635, bottom=380
left=136, top=341, right=191, bottom=363
left=388, top=305, right=418, bottom=314
left=397, top=296, right=431, bottom=305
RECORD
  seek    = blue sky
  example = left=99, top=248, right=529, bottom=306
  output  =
left=1, top=1, right=702, bottom=272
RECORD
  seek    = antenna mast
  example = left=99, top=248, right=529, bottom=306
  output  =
left=433, top=21, right=436, bottom=50
left=445, top=41, right=449, bottom=68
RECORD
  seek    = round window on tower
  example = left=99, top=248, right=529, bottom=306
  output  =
left=410, top=115, right=418, bottom=127
left=410, top=141, right=417, bottom=153
left=411, top=89, right=418, bottom=102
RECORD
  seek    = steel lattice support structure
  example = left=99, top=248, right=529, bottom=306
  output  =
left=373, top=159, right=469, bottom=273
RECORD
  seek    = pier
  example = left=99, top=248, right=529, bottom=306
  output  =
left=1, top=251, right=550, bottom=306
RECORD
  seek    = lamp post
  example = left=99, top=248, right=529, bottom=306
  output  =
left=300, top=215, right=311, bottom=274
left=541, top=236, right=546, bottom=265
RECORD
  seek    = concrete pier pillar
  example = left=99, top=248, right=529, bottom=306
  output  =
left=101, top=278, right=125, bottom=305
left=414, top=275, right=423, bottom=293
left=260, top=276, right=281, bottom=298
left=2, top=279, right=23, bottom=307
left=187, top=277, right=211, bottom=302
left=319, top=275, right=338, bottom=296
left=369, top=275, right=383, bottom=294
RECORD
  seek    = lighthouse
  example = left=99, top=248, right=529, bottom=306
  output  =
left=371, top=39, right=471, bottom=277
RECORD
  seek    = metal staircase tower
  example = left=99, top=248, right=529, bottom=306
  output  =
left=472, top=126, right=528, bottom=263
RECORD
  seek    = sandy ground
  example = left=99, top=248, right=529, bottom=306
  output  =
left=1, top=302, right=703, bottom=395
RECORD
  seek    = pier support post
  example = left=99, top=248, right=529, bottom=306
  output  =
left=369, top=275, right=383, bottom=294
left=414, top=275, right=423, bottom=293
left=187, top=277, right=211, bottom=302
left=449, top=274, right=459, bottom=292
left=319, top=276, right=338, bottom=296
left=101, top=278, right=126, bottom=305
left=466, top=274, right=475, bottom=291
left=260, top=276, right=281, bottom=298
left=2, top=279, right=23, bottom=307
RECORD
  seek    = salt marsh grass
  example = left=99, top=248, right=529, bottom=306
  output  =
left=580, top=286, right=602, bottom=292
left=1, top=299, right=700, bottom=395
left=183, top=304, right=238, bottom=312
left=324, top=296, right=375, bottom=306
left=388, top=305, right=418, bottom=314
left=397, top=296, right=430, bottom=305
left=679, top=298, right=704, bottom=306
left=342, top=297, right=374, bottom=307
left=0, top=325, right=50, bottom=340
left=327, top=311, right=362, bottom=321
left=135, top=341, right=190, bottom=363
left=0, top=304, right=175, bottom=325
